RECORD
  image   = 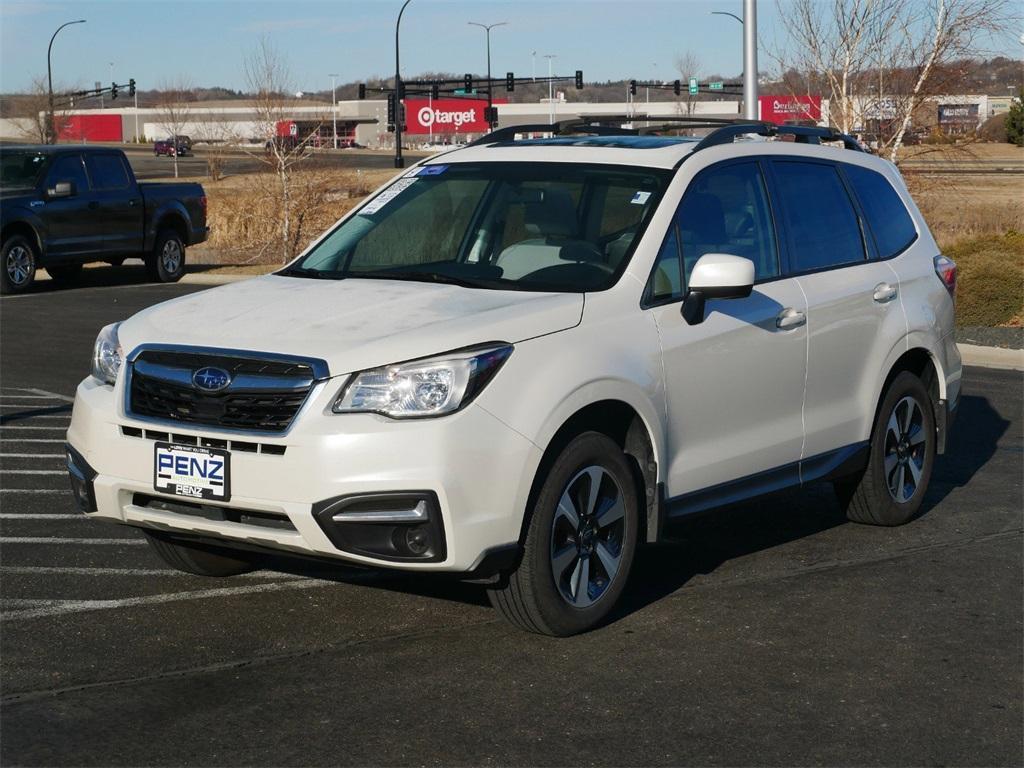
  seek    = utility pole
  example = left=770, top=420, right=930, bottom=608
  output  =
left=468, top=21, right=507, bottom=130
left=394, top=0, right=413, bottom=168
left=133, top=85, right=139, bottom=142
left=743, top=0, right=758, bottom=120
left=544, top=54, right=557, bottom=124
left=329, top=72, right=339, bottom=149
left=47, top=19, right=86, bottom=143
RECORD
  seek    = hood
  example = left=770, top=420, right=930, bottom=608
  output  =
left=119, top=275, right=584, bottom=376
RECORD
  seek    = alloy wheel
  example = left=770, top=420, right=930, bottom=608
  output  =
left=161, top=239, right=182, bottom=274
left=883, top=395, right=928, bottom=503
left=550, top=465, right=627, bottom=608
left=5, top=245, right=32, bottom=287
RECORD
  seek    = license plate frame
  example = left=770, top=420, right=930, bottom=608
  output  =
left=153, top=442, right=231, bottom=502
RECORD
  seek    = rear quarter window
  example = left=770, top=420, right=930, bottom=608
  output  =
left=843, top=164, right=918, bottom=258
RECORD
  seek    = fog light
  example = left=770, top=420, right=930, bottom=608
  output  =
left=404, top=525, right=431, bottom=556
left=65, top=444, right=97, bottom=513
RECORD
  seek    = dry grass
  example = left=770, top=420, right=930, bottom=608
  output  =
left=906, top=172, right=1024, bottom=249
left=202, top=169, right=394, bottom=264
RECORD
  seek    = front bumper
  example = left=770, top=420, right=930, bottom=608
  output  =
left=67, top=375, right=541, bottom=572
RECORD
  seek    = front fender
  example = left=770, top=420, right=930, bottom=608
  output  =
left=1, top=207, right=46, bottom=255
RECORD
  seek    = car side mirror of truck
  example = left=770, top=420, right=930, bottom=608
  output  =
left=46, top=181, right=75, bottom=199
left=681, top=253, right=756, bottom=326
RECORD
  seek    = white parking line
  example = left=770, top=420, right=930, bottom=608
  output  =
left=0, top=470, right=66, bottom=475
left=0, top=514, right=83, bottom=519
left=0, top=565, right=303, bottom=578
left=1, top=579, right=327, bottom=621
left=0, top=415, right=70, bottom=420
left=0, top=396, right=65, bottom=401
left=23, top=387, right=75, bottom=403
left=0, top=537, right=146, bottom=544
left=0, top=489, right=68, bottom=494
left=0, top=439, right=66, bottom=444
left=0, top=450, right=64, bottom=456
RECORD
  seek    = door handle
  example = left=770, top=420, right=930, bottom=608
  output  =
left=128, top=199, right=139, bottom=207
left=776, top=308, right=806, bottom=330
left=873, top=282, right=898, bottom=302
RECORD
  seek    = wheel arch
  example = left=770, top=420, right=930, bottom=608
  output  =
left=520, top=393, right=664, bottom=547
left=2, top=219, right=43, bottom=257
left=148, top=204, right=190, bottom=250
left=871, top=337, right=947, bottom=451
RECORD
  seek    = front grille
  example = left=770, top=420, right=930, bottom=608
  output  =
left=127, top=348, right=325, bottom=433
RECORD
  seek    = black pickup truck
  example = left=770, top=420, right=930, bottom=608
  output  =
left=0, top=145, right=208, bottom=294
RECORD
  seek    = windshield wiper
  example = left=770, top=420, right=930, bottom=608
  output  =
left=349, top=270, right=498, bottom=289
left=278, top=266, right=346, bottom=280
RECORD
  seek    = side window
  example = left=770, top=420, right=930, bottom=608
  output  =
left=85, top=154, right=130, bottom=191
left=843, top=164, right=917, bottom=259
left=676, top=162, right=779, bottom=283
left=45, top=155, right=89, bottom=193
left=772, top=161, right=865, bottom=272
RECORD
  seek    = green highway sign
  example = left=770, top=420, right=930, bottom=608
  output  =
left=453, top=88, right=478, bottom=95
left=709, top=81, right=724, bottom=91
left=688, top=77, right=699, bottom=96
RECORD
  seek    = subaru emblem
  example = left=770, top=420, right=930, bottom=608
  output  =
left=192, top=366, right=232, bottom=393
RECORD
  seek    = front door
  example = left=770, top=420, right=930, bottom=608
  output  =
left=648, top=159, right=808, bottom=509
left=39, top=153, right=101, bottom=258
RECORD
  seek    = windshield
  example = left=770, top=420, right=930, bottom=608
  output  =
left=0, top=150, right=47, bottom=190
left=284, top=162, right=670, bottom=292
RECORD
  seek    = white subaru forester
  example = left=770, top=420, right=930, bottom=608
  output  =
left=68, top=120, right=961, bottom=636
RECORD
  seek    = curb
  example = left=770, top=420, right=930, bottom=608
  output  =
left=957, top=343, right=1024, bottom=372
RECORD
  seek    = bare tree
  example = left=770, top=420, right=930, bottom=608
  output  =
left=674, top=52, right=702, bottom=117
left=772, top=0, right=1015, bottom=163
left=243, top=37, right=324, bottom=262
left=3, top=76, right=72, bottom=142
left=154, top=77, right=195, bottom=179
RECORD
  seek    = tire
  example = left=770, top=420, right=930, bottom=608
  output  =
left=1, top=234, right=37, bottom=295
left=488, top=432, right=640, bottom=636
left=45, top=263, right=83, bottom=284
left=146, top=229, right=186, bottom=283
left=143, top=531, right=256, bottom=577
left=835, top=371, right=936, bottom=526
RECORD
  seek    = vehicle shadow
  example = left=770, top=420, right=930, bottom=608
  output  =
left=17, top=263, right=225, bottom=295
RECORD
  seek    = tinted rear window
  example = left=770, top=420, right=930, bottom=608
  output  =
left=772, top=161, right=865, bottom=272
left=844, top=164, right=917, bottom=258
left=86, top=154, right=130, bottom=190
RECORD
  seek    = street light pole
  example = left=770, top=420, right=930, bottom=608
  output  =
left=46, top=19, right=85, bottom=144
left=329, top=72, right=339, bottom=149
left=711, top=5, right=757, bottom=120
left=544, top=54, right=557, bottom=124
left=394, top=0, right=413, bottom=168
left=468, top=21, right=507, bottom=131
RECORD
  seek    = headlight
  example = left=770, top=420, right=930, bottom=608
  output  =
left=333, top=344, right=513, bottom=419
left=91, top=323, right=123, bottom=386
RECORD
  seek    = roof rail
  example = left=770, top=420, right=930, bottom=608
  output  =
left=693, top=123, right=865, bottom=152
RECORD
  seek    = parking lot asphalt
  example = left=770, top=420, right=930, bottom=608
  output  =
left=1, top=278, right=1021, bottom=767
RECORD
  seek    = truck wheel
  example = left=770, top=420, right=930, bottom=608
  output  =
left=835, top=371, right=936, bottom=526
left=45, top=263, right=83, bottom=284
left=487, top=432, right=640, bottom=636
left=1, top=234, right=37, bottom=295
left=146, top=229, right=186, bottom=283
left=143, top=531, right=256, bottom=576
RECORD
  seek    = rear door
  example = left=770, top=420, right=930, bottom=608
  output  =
left=84, top=152, right=144, bottom=255
left=768, top=158, right=907, bottom=465
left=39, top=153, right=101, bottom=258
left=649, top=159, right=809, bottom=505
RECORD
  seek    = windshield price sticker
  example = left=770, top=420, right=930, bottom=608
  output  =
left=631, top=191, right=652, bottom=205
left=360, top=178, right=419, bottom=215
left=403, top=165, right=449, bottom=178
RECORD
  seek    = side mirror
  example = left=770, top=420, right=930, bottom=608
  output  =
left=681, top=253, right=756, bottom=326
left=47, top=181, right=75, bottom=199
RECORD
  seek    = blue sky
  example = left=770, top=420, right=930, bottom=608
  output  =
left=1, top=0, right=1020, bottom=94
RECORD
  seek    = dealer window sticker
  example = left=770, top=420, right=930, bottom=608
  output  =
left=359, top=177, right=419, bottom=215
left=631, top=191, right=652, bottom=205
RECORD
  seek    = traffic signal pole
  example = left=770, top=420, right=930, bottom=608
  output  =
left=743, top=0, right=758, bottom=120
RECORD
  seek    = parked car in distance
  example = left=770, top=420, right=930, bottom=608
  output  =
left=154, top=135, right=192, bottom=157
left=1, top=145, right=208, bottom=293
left=67, top=122, right=960, bottom=635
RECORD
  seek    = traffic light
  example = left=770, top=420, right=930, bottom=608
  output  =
left=110, top=82, right=118, bottom=100
left=386, top=93, right=396, bottom=126
left=484, top=106, right=498, bottom=126
left=464, top=73, right=473, bottom=92
left=673, top=79, right=681, bottom=96
left=506, top=72, right=515, bottom=92
left=358, top=83, right=366, bottom=100
left=629, top=79, right=637, bottom=96
left=575, top=70, right=583, bottom=90
left=431, top=83, right=439, bottom=100
left=128, top=78, right=136, bottom=98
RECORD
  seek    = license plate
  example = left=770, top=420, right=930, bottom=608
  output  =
left=153, top=442, right=231, bottom=502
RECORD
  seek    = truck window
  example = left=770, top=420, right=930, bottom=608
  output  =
left=46, top=155, right=90, bottom=193
left=85, top=154, right=131, bottom=191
